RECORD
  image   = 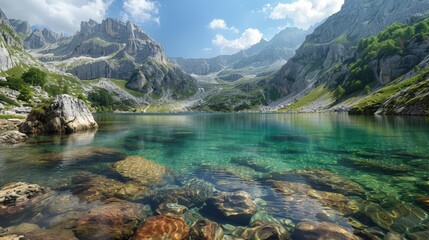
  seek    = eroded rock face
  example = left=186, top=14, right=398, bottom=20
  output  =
left=133, top=215, right=189, bottom=240
left=113, top=156, right=169, bottom=186
left=0, top=131, right=27, bottom=145
left=19, top=94, right=98, bottom=134
left=204, top=191, right=258, bottom=225
left=0, top=182, right=51, bottom=217
left=75, top=198, right=149, bottom=240
left=292, top=221, right=360, bottom=240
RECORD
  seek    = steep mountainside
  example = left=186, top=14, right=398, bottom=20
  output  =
left=277, top=16, right=429, bottom=116
left=0, top=9, right=85, bottom=115
left=33, top=18, right=197, bottom=100
left=268, top=0, right=429, bottom=103
left=174, top=27, right=310, bottom=76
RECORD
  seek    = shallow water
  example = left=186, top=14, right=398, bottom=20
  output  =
left=1, top=113, right=428, bottom=238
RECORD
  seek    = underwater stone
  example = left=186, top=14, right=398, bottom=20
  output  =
left=0, top=182, right=52, bottom=218
left=151, top=178, right=214, bottom=208
left=204, top=191, right=258, bottom=225
left=295, top=168, right=365, bottom=195
left=292, top=221, right=360, bottom=240
left=384, top=231, right=404, bottom=240
left=133, top=215, right=190, bottom=240
left=113, top=155, right=170, bottom=186
left=75, top=198, right=148, bottom=240
left=156, top=203, right=188, bottom=215
left=189, top=219, right=224, bottom=240
left=71, top=172, right=151, bottom=202
left=240, top=221, right=291, bottom=240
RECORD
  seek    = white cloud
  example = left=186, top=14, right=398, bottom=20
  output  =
left=213, top=28, right=263, bottom=55
left=208, top=19, right=239, bottom=33
left=0, top=0, right=112, bottom=34
left=122, top=0, right=159, bottom=24
left=269, top=0, right=344, bottom=29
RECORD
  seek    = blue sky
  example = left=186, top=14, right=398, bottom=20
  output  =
left=0, top=0, right=344, bottom=58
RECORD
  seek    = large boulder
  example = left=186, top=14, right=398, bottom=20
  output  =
left=19, top=94, right=97, bottom=134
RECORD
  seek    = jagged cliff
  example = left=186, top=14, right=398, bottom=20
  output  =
left=268, top=0, right=429, bottom=102
left=35, top=18, right=197, bottom=99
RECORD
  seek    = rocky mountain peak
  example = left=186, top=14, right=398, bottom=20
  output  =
left=0, top=8, right=11, bottom=27
left=9, top=19, right=31, bottom=36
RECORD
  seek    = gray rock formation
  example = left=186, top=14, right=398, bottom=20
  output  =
left=269, top=0, right=429, bottom=99
left=24, top=29, right=45, bottom=49
left=0, top=9, right=19, bottom=70
left=24, top=28, right=61, bottom=49
left=40, top=18, right=196, bottom=99
left=173, top=27, right=311, bottom=76
left=19, top=94, right=98, bottom=134
left=0, top=130, right=27, bottom=144
left=9, top=19, right=31, bottom=36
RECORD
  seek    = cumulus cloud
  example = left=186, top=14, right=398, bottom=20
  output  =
left=269, top=0, right=344, bottom=29
left=122, top=0, right=159, bottom=24
left=208, top=19, right=239, bottom=33
left=0, top=0, right=112, bottom=34
left=213, top=28, right=263, bottom=55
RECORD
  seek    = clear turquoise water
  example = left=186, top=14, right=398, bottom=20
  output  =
left=0, top=113, right=428, bottom=234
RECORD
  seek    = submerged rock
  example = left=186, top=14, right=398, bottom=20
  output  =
left=113, top=156, right=170, bottom=186
left=292, top=221, right=360, bottom=240
left=0, top=131, right=27, bottom=145
left=360, top=202, right=428, bottom=233
left=71, top=172, right=150, bottom=202
left=19, top=94, right=98, bottom=134
left=240, top=221, right=291, bottom=240
left=250, top=211, right=295, bottom=232
left=0, top=182, right=52, bottom=218
left=189, top=219, right=224, bottom=240
left=5, top=228, right=78, bottom=240
left=295, top=169, right=365, bottom=195
left=204, top=191, right=258, bottom=225
left=151, top=178, right=214, bottom=208
left=75, top=198, right=149, bottom=240
left=271, top=181, right=360, bottom=216
left=341, top=157, right=410, bottom=173
left=155, top=203, right=188, bottom=215
left=133, top=215, right=189, bottom=240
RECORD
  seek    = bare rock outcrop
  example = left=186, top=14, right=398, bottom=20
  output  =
left=19, top=94, right=97, bottom=134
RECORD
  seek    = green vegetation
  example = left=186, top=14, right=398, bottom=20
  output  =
left=333, top=85, right=345, bottom=99
left=22, top=67, right=47, bottom=87
left=351, top=67, right=429, bottom=114
left=88, top=87, right=138, bottom=112
left=0, top=114, right=26, bottom=119
left=280, top=85, right=330, bottom=111
left=344, top=18, right=429, bottom=94
left=0, top=92, right=19, bottom=106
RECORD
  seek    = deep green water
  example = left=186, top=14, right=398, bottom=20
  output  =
left=0, top=113, right=428, bottom=236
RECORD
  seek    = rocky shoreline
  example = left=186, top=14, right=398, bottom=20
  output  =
left=0, top=152, right=427, bottom=240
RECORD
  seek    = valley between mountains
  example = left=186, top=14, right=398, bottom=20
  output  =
left=0, top=0, right=429, bottom=115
